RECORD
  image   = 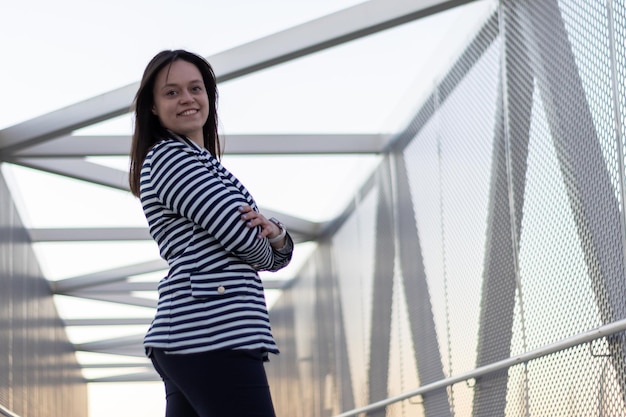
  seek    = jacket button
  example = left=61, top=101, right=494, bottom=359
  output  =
left=217, top=286, right=226, bottom=294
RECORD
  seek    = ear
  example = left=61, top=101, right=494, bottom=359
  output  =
left=151, top=106, right=158, bottom=115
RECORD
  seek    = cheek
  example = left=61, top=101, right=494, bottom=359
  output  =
left=153, top=103, right=173, bottom=123
left=152, top=98, right=171, bottom=116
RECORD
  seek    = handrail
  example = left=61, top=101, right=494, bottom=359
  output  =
left=0, top=403, right=20, bottom=417
left=333, top=318, right=626, bottom=417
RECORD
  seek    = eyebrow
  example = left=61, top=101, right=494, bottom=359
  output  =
left=159, top=79, right=204, bottom=90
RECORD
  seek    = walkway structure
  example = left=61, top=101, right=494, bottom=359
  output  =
left=1, top=1, right=625, bottom=416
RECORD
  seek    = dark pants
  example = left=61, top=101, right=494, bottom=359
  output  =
left=149, top=348, right=277, bottom=417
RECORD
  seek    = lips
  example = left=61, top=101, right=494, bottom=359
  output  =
left=178, top=109, right=199, bottom=116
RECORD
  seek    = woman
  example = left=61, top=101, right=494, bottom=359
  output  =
left=129, top=49, right=293, bottom=417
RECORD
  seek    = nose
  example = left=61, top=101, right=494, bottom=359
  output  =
left=180, top=90, right=194, bottom=103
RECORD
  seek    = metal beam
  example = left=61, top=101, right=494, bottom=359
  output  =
left=74, top=334, right=146, bottom=357
left=0, top=0, right=477, bottom=154
left=0, top=86, right=135, bottom=154
left=53, top=259, right=168, bottom=293
left=394, top=151, right=450, bottom=416
left=29, top=227, right=152, bottom=242
left=79, top=362, right=151, bottom=369
left=88, top=371, right=161, bottom=383
left=63, top=281, right=159, bottom=293
left=64, top=318, right=153, bottom=326
left=11, top=134, right=131, bottom=157
left=206, top=0, right=479, bottom=81
left=12, top=134, right=389, bottom=157
left=75, top=334, right=144, bottom=350
left=367, top=158, right=395, bottom=413
left=10, top=157, right=129, bottom=190
left=473, top=4, right=533, bottom=415
left=64, top=293, right=157, bottom=309
left=313, top=241, right=355, bottom=412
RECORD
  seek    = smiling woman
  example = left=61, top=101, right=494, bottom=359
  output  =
left=128, top=49, right=295, bottom=417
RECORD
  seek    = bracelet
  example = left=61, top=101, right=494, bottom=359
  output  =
left=268, top=217, right=287, bottom=243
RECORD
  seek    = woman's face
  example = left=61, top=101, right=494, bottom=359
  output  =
left=152, top=59, right=209, bottom=145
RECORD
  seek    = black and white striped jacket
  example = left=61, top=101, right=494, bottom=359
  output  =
left=140, top=134, right=292, bottom=355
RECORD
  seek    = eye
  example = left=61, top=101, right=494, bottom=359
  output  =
left=191, top=85, right=203, bottom=93
left=165, top=90, right=178, bottom=96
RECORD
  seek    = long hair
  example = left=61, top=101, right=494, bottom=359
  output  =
left=128, top=50, right=221, bottom=197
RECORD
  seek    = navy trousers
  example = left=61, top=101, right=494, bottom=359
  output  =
left=149, top=348, right=277, bottom=417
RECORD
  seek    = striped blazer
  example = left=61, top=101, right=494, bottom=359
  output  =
left=140, top=134, right=293, bottom=355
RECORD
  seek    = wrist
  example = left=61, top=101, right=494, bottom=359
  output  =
left=268, top=217, right=287, bottom=243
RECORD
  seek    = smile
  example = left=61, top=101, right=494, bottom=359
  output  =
left=178, top=109, right=198, bottom=116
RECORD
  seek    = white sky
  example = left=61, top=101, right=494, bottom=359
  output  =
left=1, top=1, right=495, bottom=416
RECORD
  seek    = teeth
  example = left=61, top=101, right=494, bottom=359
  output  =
left=180, top=109, right=197, bottom=116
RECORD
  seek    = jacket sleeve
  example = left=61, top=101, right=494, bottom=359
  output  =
left=263, top=233, right=294, bottom=272
left=148, top=141, right=279, bottom=270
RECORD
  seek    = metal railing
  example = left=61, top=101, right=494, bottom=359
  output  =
left=333, top=318, right=626, bottom=417
left=0, top=404, right=20, bottom=417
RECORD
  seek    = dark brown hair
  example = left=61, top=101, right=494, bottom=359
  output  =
left=128, top=50, right=221, bottom=197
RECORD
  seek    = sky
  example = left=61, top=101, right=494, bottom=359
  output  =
left=0, top=1, right=495, bottom=416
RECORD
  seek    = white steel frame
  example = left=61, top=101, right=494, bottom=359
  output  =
left=0, top=0, right=478, bottom=382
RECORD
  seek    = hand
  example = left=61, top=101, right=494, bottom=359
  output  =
left=238, top=205, right=282, bottom=240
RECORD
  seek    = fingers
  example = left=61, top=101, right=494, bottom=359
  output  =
left=239, top=205, right=261, bottom=225
left=239, top=206, right=267, bottom=233
left=238, top=206, right=280, bottom=239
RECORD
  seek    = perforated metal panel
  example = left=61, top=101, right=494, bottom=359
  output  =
left=268, top=1, right=626, bottom=416
left=0, top=170, right=88, bottom=417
